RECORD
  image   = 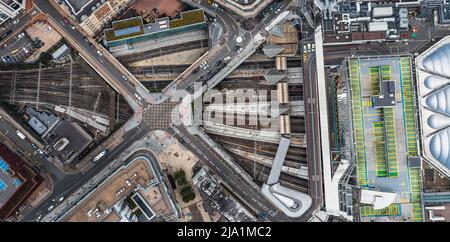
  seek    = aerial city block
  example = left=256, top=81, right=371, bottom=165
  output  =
left=0, top=0, right=449, bottom=224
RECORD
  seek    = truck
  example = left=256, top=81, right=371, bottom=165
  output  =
left=16, top=130, right=25, bottom=140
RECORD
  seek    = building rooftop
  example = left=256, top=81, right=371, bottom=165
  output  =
left=104, top=9, right=205, bottom=44
left=372, top=79, right=396, bottom=108
left=416, top=36, right=450, bottom=176
left=262, top=43, right=285, bottom=58
left=43, top=120, right=92, bottom=164
left=0, top=158, right=21, bottom=210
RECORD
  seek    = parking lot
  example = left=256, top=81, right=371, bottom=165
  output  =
left=0, top=21, right=62, bottom=65
left=25, top=21, right=62, bottom=62
left=0, top=31, right=35, bottom=64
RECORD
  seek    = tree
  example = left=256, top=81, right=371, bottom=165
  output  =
left=177, top=177, right=188, bottom=186
left=38, top=52, right=52, bottom=65
left=173, top=170, right=186, bottom=181
left=180, top=185, right=193, bottom=197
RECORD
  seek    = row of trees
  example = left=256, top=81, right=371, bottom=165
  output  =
left=173, top=170, right=196, bottom=203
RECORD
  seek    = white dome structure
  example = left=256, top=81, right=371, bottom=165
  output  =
left=429, top=128, right=450, bottom=168
left=428, top=114, right=450, bottom=130
left=425, top=86, right=450, bottom=115
left=417, top=36, right=450, bottom=176
left=423, top=44, right=450, bottom=78
left=424, top=75, right=450, bottom=90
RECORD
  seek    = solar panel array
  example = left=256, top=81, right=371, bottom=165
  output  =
left=114, top=26, right=141, bottom=37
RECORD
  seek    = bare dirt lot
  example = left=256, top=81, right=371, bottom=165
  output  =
left=25, top=21, right=62, bottom=62
left=132, top=0, right=182, bottom=18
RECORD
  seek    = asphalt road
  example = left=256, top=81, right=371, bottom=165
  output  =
left=167, top=124, right=297, bottom=222
left=0, top=7, right=40, bottom=63
left=175, top=0, right=249, bottom=91
left=0, top=7, right=36, bottom=46
left=33, top=1, right=143, bottom=106
left=302, top=48, right=324, bottom=219
left=21, top=124, right=149, bottom=221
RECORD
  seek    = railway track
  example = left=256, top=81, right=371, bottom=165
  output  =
left=117, top=39, right=209, bottom=64
left=233, top=154, right=309, bottom=193
left=210, top=134, right=307, bottom=162
left=0, top=63, right=132, bottom=123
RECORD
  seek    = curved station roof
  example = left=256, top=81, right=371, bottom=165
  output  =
left=416, top=36, right=450, bottom=176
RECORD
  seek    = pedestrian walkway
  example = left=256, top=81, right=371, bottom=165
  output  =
left=381, top=65, right=391, bottom=81
left=383, top=108, right=399, bottom=178
left=360, top=203, right=401, bottom=217
left=349, top=59, right=368, bottom=186
left=400, top=57, right=418, bottom=157
left=370, top=67, right=380, bottom=96
left=373, top=122, right=387, bottom=177
left=409, top=167, right=423, bottom=222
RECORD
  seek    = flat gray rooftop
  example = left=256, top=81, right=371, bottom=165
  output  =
left=0, top=159, right=20, bottom=210
left=64, top=0, right=91, bottom=13
left=44, top=120, right=92, bottom=164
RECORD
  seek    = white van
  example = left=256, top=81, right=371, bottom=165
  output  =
left=16, top=130, right=25, bottom=140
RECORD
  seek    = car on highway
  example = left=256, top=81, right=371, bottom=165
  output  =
left=35, top=214, right=42, bottom=222
left=47, top=205, right=54, bottom=211
left=203, top=63, right=210, bottom=70
left=0, top=30, right=12, bottom=42
left=192, top=66, right=200, bottom=74
left=96, top=50, right=102, bottom=56
left=31, top=143, right=37, bottom=149
left=134, top=93, right=143, bottom=102
left=121, top=75, right=128, bottom=81
left=92, top=149, right=108, bottom=163
left=223, top=56, right=231, bottom=62
left=38, top=149, right=44, bottom=155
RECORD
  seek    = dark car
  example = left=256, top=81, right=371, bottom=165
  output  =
left=0, top=30, right=12, bottom=42
left=192, top=66, right=200, bottom=74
